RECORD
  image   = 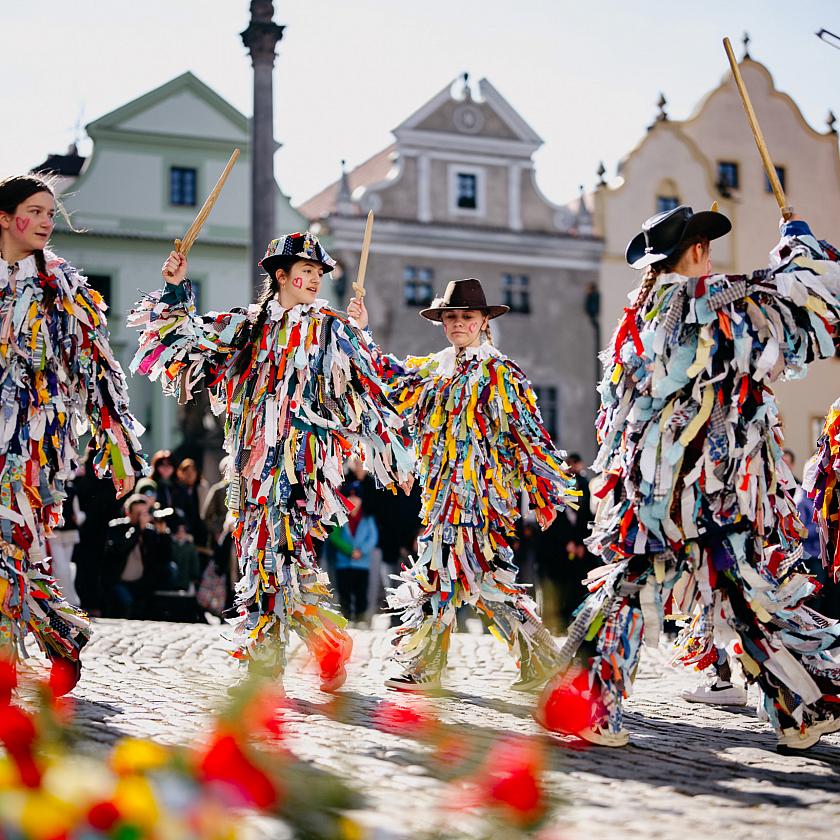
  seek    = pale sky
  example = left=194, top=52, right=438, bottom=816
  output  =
left=5, top=1, right=840, bottom=207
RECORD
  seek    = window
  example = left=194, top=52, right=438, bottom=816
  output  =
left=170, top=166, right=197, bottom=206
left=403, top=267, right=434, bottom=307
left=86, top=274, right=112, bottom=310
left=765, top=165, right=786, bottom=194
left=533, top=386, right=558, bottom=442
left=656, top=195, right=680, bottom=214
left=448, top=165, right=484, bottom=215
left=501, top=273, right=530, bottom=314
left=456, top=173, right=477, bottom=209
left=717, top=161, right=739, bottom=191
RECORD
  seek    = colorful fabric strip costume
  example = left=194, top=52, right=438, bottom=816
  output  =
left=546, top=220, right=840, bottom=736
left=128, top=271, right=414, bottom=677
left=803, top=397, right=840, bottom=582
left=369, top=339, right=579, bottom=679
left=0, top=252, right=145, bottom=663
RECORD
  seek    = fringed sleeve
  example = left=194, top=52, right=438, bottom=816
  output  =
left=362, top=329, right=437, bottom=415
left=322, top=315, right=416, bottom=490
left=127, top=280, right=254, bottom=403
left=57, top=259, right=146, bottom=479
left=494, top=359, right=579, bottom=527
left=802, top=399, right=840, bottom=582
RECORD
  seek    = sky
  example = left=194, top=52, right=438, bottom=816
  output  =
left=5, top=1, right=840, bottom=207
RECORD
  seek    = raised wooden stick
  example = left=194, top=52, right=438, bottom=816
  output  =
left=352, top=210, right=374, bottom=299
left=175, top=148, right=241, bottom=256
left=722, top=38, right=792, bottom=219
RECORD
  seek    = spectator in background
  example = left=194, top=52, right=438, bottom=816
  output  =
left=167, top=513, right=201, bottom=592
left=329, top=482, right=379, bottom=623
left=173, top=458, right=209, bottom=553
left=74, top=441, right=122, bottom=614
left=202, top=455, right=231, bottom=548
left=48, top=475, right=85, bottom=607
left=103, top=495, right=171, bottom=619
left=151, top=450, right=176, bottom=508
left=535, top=452, right=594, bottom=632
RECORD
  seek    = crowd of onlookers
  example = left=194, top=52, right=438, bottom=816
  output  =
left=48, top=444, right=840, bottom=627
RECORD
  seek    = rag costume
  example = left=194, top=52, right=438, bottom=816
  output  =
left=0, top=251, right=145, bottom=671
left=803, top=397, right=840, bottom=582
left=128, top=234, right=413, bottom=681
left=539, top=209, right=840, bottom=746
left=367, top=278, right=578, bottom=687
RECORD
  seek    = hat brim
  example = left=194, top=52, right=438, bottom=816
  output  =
left=260, top=254, right=334, bottom=277
left=420, top=304, right=510, bottom=322
left=626, top=210, right=732, bottom=270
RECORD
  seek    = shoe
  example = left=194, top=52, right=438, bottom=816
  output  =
left=510, top=669, right=551, bottom=693
left=384, top=672, right=442, bottom=694
left=318, top=633, right=353, bottom=693
left=778, top=714, right=840, bottom=751
left=320, top=665, right=347, bottom=693
left=48, top=656, right=82, bottom=697
left=576, top=724, right=630, bottom=747
left=681, top=680, right=747, bottom=706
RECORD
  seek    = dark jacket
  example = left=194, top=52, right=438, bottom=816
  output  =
left=103, top=517, right=172, bottom=592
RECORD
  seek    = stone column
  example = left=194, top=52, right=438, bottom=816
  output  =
left=241, top=0, right=285, bottom=299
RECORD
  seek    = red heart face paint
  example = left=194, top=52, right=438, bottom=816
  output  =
left=468, top=322, right=478, bottom=332
left=292, top=276, right=303, bottom=289
left=14, top=217, right=29, bottom=233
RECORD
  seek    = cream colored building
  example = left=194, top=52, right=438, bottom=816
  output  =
left=36, top=72, right=306, bottom=456
left=299, top=75, right=603, bottom=459
left=592, top=44, right=840, bottom=471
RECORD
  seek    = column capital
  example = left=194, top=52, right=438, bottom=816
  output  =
left=241, top=1, right=284, bottom=66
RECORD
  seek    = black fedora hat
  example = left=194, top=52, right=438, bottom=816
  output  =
left=420, top=278, right=509, bottom=322
left=625, top=205, right=731, bottom=270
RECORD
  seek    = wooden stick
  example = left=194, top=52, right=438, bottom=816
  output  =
left=352, top=210, right=374, bottom=299
left=174, top=148, right=241, bottom=256
left=722, top=38, right=792, bottom=219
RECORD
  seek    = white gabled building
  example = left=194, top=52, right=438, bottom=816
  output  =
left=38, top=71, right=306, bottom=458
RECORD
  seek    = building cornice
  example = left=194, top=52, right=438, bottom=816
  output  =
left=393, top=127, right=539, bottom=159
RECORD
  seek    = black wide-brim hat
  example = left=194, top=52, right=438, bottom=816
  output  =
left=420, top=278, right=509, bottom=322
left=625, top=205, right=731, bottom=270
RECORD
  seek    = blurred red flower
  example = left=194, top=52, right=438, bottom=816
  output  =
left=0, top=658, right=16, bottom=706
left=0, top=705, right=40, bottom=787
left=87, top=801, right=121, bottom=831
left=199, top=730, right=280, bottom=809
left=371, top=700, right=435, bottom=738
left=480, top=737, right=546, bottom=827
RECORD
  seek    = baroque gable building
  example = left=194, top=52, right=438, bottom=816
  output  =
left=592, top=40, right=840, bottom=467
left=299, top=75, right=603, bottom=459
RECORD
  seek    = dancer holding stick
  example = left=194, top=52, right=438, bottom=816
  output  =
left=129, top=218, right=414, bottom=691
left=535, top=40, right=840, bottom=749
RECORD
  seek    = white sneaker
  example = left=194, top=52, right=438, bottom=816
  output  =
left=776, top=716, right=840, bottom=752
left=681, top=680, right=747, bottom=706
left=384, top=672, right=442, bottom=694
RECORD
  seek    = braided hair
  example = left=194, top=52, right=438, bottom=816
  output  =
left=634, top=233, right=710, bottom=310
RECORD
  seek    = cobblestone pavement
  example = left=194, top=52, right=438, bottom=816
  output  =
left=20, top=618, right=840, bottom=840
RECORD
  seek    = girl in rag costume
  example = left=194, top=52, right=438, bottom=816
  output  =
left=0, top=175, right=144, bottom=695
left=537, top=206, right=840, bottom=750
left=129, top=233, right=414, bottom=690
left=348, top=278, right=578, bottom=693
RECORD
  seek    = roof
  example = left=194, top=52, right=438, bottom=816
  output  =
left=296, top=144, right=396, bottom=220
left=31, top=145, right=86, bottom=177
